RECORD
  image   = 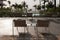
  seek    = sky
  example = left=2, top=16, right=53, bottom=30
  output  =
left=3, top=0, right=59, bottom=11
left=4, top=0, right=39, bottom=11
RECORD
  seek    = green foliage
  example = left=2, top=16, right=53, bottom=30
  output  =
left=0, top=0, right=60, bottom=17
left=22, top=1, right=26, bottom=8
left=18, top=4, right=23, bottom=9
left=42, top=5, right=45, bottom=9
left=33, top=5, right=37, bottom=8
left=37, top=5, right=41, bottom=10
left=8, top=1, right=11, bottom=5
left=46, top=1, right=54, bottom=9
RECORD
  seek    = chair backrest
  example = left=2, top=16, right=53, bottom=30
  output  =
left=36, top=20, right=49, bottom=27
left=13, top=19, right=27, bottom=27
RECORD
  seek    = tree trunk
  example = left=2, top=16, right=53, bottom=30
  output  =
left=54, top=0, right=56, bottom=9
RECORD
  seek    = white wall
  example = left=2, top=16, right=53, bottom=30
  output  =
left=0, top=19, right=18, bottom=36
left=49, top=21, right=60, bottom=35
left=0, top=18, right=60, bottom=36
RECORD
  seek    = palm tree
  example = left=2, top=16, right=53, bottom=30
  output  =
left=12, top=4, right=15, bottom=8
left=28, top=9, right=32, bottom=12
left=0, top=3, right=6, bottom=9
left=0, top=4, right=3, bottom=9
left=18, top=4, right=23, bottom=11
left=26, top=5, right=28, bottom=8
left=12, top=3, right=19, bottom=12
left=22, top=1, right=26, bottom=10
left=15, top=3, right=18, bottom=8
left=37, top=5, right=41, bottom=14
left=22, top=1, right=25, bottom=12
left=43, top=0, right=47, bottom=10
left=26, top=5, right=28, bottom=13
left=46, top=1, right=54, bottom=10
left=8, top=1, right=11, bottom=12
left=44, top=0, right=45, bottom=9
left=53, top=0, right=56, bottom=15
left=22, top=1, right=28, bottom=13
left=54, top=0, right=56, bottom=9
left=42, top=5, right=45, bottom=9
left=33, top=5, right=37, bottom=13
left=8, top=1, right=11, bottom=7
